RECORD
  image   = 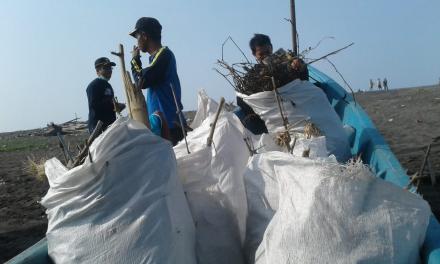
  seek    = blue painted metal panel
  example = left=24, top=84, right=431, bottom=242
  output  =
left=6, top=238, right=50, bottom=264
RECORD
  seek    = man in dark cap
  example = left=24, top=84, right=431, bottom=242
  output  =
left=86, top=57, right=125, bottom=133
left=249, top=33, right=309, bottom=80
left=129, top=17, right=186, bottom=145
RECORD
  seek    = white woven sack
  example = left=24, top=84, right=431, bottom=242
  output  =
left=42, top=117, right=196, bottom=264
left=191, top=89, right=219, bottom=129
left=177, top=147, right=245, bottom=264
left=254, top=152, right=431, bottom=264
left=238, top=79, right=351, bottom=161
left=175, top=97, right=250, bottom=244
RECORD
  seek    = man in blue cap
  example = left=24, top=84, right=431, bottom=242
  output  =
left=86, top=57, right=125, bottom=133
left=129, top=17, right=186, bottom=146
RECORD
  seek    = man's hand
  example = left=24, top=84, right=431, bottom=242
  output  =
left=112, top=98, right=126, bottom=113
left=291, top=58, right=302, bottom=71
left=118, top=103, right=126, bottom=111
left=132, top=45, right=140, bottom=58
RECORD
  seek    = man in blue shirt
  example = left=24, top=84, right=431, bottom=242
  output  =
left=86, top=57, right=125, bottom=133
left=129, top=17, right=186, bottom=146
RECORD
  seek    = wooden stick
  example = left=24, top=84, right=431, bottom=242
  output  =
left=112, top=97, right=122, bottom=116
left=416, top=143, right=432, bottom=188
left=111, top=44, right=132, bottom=117
left=427, top=156, right=436, bottom=186
left=112, top=44, right=149, bottom=128
left=271, top=77, right=292, bottom=153
left=72, top=121, right=103, bottom=167
left=406, top=172, right=419, bottom=190
left=307, top=42, right=354, bottom=65
left=57, top=136, right=69, bottom=165
left=291, top=136, right=297, bottom=153
left=207, top=97, right=225, bottom=147
left=170, top=83, right=190, bottom=153
left=125, top=71, right=150, bottom=128
left=243, top=136, right=259, bottom=156
left=56, top=132, right=74, bottom=164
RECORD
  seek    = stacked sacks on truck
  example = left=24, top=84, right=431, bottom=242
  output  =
left=176, top=147, right=244, bottom=264
left=42, top=117, right=196, bottom=264
left=190, top=89, right=219, bottom=130
left=237, top=79, right=351, bottom=162
left=174, top=91, right=252, bottom=263
left=175, top=91, right=250, bottom=244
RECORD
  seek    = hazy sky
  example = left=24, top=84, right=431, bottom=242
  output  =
left=1, top=0, right=439, bottom=132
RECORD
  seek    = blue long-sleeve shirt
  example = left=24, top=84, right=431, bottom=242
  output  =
left=131, top=46, right=184, bottom=129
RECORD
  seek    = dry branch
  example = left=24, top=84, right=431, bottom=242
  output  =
left=307, top=42, right=354, bottom=65
left=72, top=120, right=103, bottom=167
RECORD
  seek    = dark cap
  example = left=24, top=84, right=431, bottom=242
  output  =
left=94, top=57, right=116, bottom=68
left=129, top=17, right=162, bottom=38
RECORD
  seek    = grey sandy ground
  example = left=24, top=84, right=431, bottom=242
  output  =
left=0, top=133, right=88, bottom=262
left=356, top=86, right=440, bottom=216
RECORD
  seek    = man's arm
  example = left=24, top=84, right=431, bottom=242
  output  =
left=131, top=47, right=171, bottom=89
left=131, top=52, right=143, bottom=85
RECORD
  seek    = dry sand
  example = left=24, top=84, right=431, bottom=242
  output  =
left=356, top=85, right=440, bottom=216
left=0, top=133, right=88, bottom=262
left=0, top=86, right=439, bottom=261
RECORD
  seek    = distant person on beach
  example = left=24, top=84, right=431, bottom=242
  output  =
left=129, top=17, right=186, bottom=145
left=377, top=78, right=382, bottom=90
left=383, top=78, right=389, bottom=91
left=86, top=57, right=125, bottom=134
left=369, top=79, right=374, bottom=90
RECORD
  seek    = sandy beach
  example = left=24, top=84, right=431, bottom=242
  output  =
left=0, top=132, right=88, bottom=262
left=356, top=85, right=440, bottom=216
left=1, top=86, right=439, bottom=262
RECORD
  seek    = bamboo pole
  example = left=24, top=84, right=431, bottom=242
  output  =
left=125, top=71, right=150, bottom=128
left=111, top=44, right=132, bottom=118
left=111, top=44, right=150, bottom=128
left=207, top=97, right=225, bottom=147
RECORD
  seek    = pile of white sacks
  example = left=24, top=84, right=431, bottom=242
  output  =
left=43, top=82, right=431, bottom=264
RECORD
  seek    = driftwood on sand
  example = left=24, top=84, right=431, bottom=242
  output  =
left=42, top=118, right=88, bottom=137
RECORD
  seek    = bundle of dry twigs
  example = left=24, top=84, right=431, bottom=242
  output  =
left=216, top=49, right=305, bottom=95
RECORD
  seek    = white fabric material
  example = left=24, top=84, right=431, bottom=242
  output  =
left=245, top=152, right=431, bottom=264
left=243, top=153, right=281, bottom=262
left=42, top=117, right=196, bottom=264
left=237, top=79, right=351, bottom=161
left=254, top=133, right=328, bottom=158
left=244, top=151, right=334, bottom=261
left=175, top=93, right=250, bottom=243
left=190, top=89, right=219, bottom=129
left=177, top=147, right=245, bottom=264
left=291, top=136, right=328, bottom=158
